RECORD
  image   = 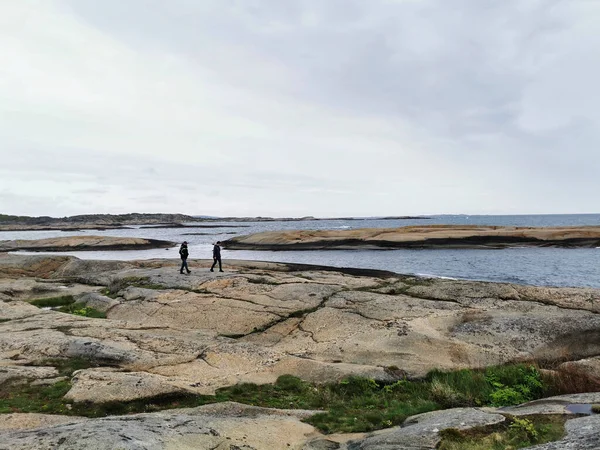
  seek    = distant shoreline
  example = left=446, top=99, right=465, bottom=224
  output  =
left=0, top=213, right=431, bottom=231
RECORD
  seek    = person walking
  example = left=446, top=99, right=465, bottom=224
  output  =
left=179, top=241, right=191, bottom=274
left=210, top=241, right=223, bottom=272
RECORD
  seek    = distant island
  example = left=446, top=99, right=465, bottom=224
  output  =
left=203, top=215, right=431, bottom=222
left=0, top=213, right=430, bottom=231
left=0, top=213, right=200, bottom=231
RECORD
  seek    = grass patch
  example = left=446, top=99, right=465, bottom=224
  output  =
left=0, top=357, right=102, bottom=415
left=57, top=303, right=106, bottom=319
left=438, top=415, right=566, bottom=450
left=0, top=363, right=595, bottom=438
left=592, top=404, right=600, bottom=414
left=29, top=295, right=75, bottom=308
left=28, top=295, right=105, bottom=318
left=0, top=380, right=72, bottom=415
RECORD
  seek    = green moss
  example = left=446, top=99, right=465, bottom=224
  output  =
left=592, top=404, right=600, bottom=414
left=29, top=295, right=75, bottom=308
left=58, top=303, right=106, bottom=319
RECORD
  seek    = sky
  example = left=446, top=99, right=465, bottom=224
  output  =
left=1, top=0, right=599, bottom=218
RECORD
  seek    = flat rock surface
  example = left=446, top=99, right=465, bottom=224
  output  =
left=0, top=402, right=321, bottom=450
left=0, top=414, right=87, bottom=431
left=1, top=254, right=600, bottom=447
left=224, top=225, right=600, bottom=249
left=65, top=368, right=189, bottom=403
left=0, top=236, right=174, bottom=252
left=1, top=254, right=600, bottom=393
left=347, top=408, right=505, bottom=449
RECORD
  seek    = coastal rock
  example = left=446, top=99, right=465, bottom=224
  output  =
left=0, top=414, right=87, bottom=431
left=347, top=408, right=505, bottom=449
left=223, top=225, right=600, bottom=250
left=0, top=365, right=58, bottom=385
left=2, top=254, right=600, bottom=392
left=528, top=415, right=600, bottom=449
left=559, top=356, right=600, bottom=381
left=65, top=368, right=189, bottom=403
left=1, top=252, right=600, bottom=444
left=497, top=392, right=600, bottom=416
left=0, top=402, right=320, bottom=450
left=0, top=236, right=174, bottom=253
left=74, top=292, right=119, bottom=312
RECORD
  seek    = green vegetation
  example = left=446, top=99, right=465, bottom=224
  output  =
left=57, top=303, right=106, bottom=319
left=427, top=364, right=545, bottom=408
left=592, top=404, right=600, bottom=414
left=0, top=362, right=593, bottom=440
left=28, top=296, right=105, bottom=318
left=438, top=415, right=566, bottom=450
left=29, top=295, right=75, bottom=308
left=0, top=358, right=99, bottom=414
left=0, top=380, right=72, bottom=415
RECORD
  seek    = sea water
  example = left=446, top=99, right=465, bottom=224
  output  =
left=4, top=214, right=600, bottom=288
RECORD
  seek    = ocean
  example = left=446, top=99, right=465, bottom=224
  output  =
left=4, top=214, right=600, bottom=289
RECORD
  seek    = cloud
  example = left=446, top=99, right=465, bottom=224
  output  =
left=1, top=0, right=599, bottom=216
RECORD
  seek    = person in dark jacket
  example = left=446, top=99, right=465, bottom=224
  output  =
left=210, top=241, right=223, bottom=272
left=179, top=241, right=191, bottom=274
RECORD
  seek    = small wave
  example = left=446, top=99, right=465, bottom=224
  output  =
left=332, top=226, right=350, bottom=229
left=414, top=273, right=458, bottom=280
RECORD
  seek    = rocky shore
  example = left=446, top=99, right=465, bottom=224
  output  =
left=0, top=253, right=599, bottom=448
left=223, top=225, right=600, bottom=250
left=0, top=236, right=175, bottom=252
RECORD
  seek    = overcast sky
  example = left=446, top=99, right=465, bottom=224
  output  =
left=1, top=0, right=598, bottom=217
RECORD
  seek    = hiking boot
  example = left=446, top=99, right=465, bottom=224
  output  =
left=210, top=269, right=214, bottom=272
left=219, top=270, right=224, bottom=272
left=187, top=270, right=191, bottom=274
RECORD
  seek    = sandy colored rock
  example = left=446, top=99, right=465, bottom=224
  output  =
left=559, top=356, right=600, bottom=381
left=0, top=236, right=174, bottom=252
left=224, top=225, right=600, bottom=250
left=0, top=414, right=87, bottom=431
left=348, top=408, right=505, bottom=449
left=65, top=368, right=189, bottom=403
left=0, top=365, right=58, bottom=385
left=0, top=403, right=321, bottom=450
